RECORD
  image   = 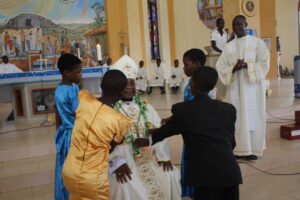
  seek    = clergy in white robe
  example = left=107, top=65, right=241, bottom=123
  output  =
left=0, top=56, right=23, bottom=112
left=109, top=55, right=181, bottom=200
left=136, top=60, right=148, bottom=93
left=168, top=59, right=182, bottom=92
left=216, top=15, right=270, bottom=159
left=148, top=59, right=165, bottom=94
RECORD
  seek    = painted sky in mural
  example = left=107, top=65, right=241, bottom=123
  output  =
left=0, top=0, right=105, bottom=24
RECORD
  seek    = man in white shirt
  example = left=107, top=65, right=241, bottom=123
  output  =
left=216, top=15, right=270, bottom=161
left=210, top=18, right=228, bottom=55
left=0, top=55, right=23, bottom=121
left=211, top=18, right=228, bottom=100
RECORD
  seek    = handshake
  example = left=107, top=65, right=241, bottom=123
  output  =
left=146, top=116, right=170, bottom=136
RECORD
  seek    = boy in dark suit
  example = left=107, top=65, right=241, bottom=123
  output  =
left=150, top=66, right=242, bottom=200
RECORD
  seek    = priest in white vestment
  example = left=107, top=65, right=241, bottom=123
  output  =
left=0, top=55, right=23, bottom=120
left=136, top=60, right=148, bottom=93
left=168, top=59, right=182, bottom=93
left=216, top=15, right=270, bottom=160
left=148, top=58, right=165, bottom=94
left=109, top=55, right=181, bottom=200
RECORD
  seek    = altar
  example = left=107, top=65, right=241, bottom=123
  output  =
left=0, top=67, right=109, bottom=122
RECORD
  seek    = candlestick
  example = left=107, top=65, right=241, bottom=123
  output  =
left=77, top=48, right=81, bottom=59
left=96, top=43, right=102, bottom=61
left=39, top=54, right=42, bottom=71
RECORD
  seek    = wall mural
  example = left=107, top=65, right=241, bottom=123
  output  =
left=0, top=0, right=106, bottom=68
left=198, top=0, right=223, bottom=29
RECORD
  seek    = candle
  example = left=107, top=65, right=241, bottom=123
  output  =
left=96, top=43, right=102, bottom=61
left=39, top=54, right=42, bottom=71
left=77, top=48, right=81, bottom=59
left=124, top=46, right=128, bottom=55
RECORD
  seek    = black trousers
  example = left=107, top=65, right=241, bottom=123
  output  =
left=194, top=185, right=239, bottom=200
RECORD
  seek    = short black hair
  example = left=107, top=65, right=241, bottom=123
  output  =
left=183, top=48, right=206, bottom=66
left=216, top=18, right=224, bottom=24
left=233, top=15, right=247, bottom=23
left=2, top=55, right=9, bottom=64
left=191, top=66, right=218, bottom=93
left=101, top=70, right=127, bottom=96
left=57, top=53, right=81, bottom=74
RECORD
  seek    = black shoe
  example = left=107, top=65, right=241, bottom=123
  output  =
left=235, top=155, right=244, bottom=160
left=246, top=155, right=258, bottom=161
left=161, top=90, right=166, bottom=94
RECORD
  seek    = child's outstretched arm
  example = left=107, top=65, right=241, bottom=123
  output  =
left=150, top=104, right=183, bottom=145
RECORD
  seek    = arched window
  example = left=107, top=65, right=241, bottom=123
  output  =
left=148, top=0, right=160, bottom=60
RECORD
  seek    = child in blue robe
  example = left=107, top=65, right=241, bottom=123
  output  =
left=54, top=54, right=82, bottom=200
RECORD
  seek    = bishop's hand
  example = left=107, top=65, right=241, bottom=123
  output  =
left=133, top=138, right=150, bottom=147
left=158, top=161, right=173, bottom=171
left=114, top=163, right=132, bottom=184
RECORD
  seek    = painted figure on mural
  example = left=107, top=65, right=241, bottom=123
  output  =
left=35, top=27, right=43, bottom=50
left=25, top=31, right=32, bottom=51
left=54, top=40, right=60, bottom=55
left=62, top=38, right=71, bottom=54
left=4, top=31, right=11, bottom=54
left=46, top=36, right=54, bottom=56
left=13, top=36, right=20, bottom=57
left=19, top=29, right=26, bottom=53
left=0, top=33, right=4, bottom=56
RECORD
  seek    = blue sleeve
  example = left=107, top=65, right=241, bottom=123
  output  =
left=71, top=85, right=80, bottom=113
left=184, top=84, right=194, bottom=101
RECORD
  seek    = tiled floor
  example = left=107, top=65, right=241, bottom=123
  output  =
left=1, top=78, right=300, bottom=200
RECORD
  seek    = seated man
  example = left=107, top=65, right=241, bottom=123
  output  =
left=150, top=66, right=242, bottom=200
left=148, top=58, right=165, bottom=94
left=109, top=55, right=181, bottom=200
left=0, top=55, right=23, bottom=121
left=136, top=60, right=148, bottom=94
left=168, top=59, right=182, bottom=93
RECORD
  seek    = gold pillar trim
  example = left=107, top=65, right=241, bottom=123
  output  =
left=138, top=0, right=146, bottom=62
left=167, top=0, right=176, bottom=62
